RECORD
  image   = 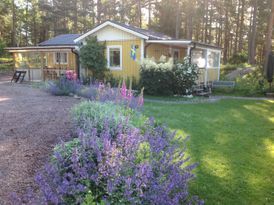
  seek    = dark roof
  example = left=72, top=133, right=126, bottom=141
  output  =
left=106, top=20, right=174, bottom=40
left=39, top=34, right=81, bottom=46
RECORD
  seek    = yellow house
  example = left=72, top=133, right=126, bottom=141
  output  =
left=7, top=20, right=221, bottom=84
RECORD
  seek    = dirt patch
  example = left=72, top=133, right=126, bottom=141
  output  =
left=0, top=70, right=13, bottom=83
left=0, top=83, right=80, bottom=204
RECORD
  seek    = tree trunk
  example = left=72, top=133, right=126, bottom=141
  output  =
left=175, top=0, right=181, bottom=39
left=234, top=0, right=240, bottom=53
left=25, top=0, right=29, bottom=46
left=264, top=0, right=274, bottom=75
left=204, top=0, right=209, bottom=43
left=73, top=0, right=78, bottom=33
left=148, top=0, right=152, bottom=27
left=11, top=0, right=16, bottom=46
left=223, top=3, right=230, bottom=64
left=97, top=0, right=102, bottom=24
left=208, top=0, right=213, bottom=44
left=238, top=0, right=245, bottom=51
left=248, top=0, right=258, bottom=65
left=186, top=1, right=194, bottom=40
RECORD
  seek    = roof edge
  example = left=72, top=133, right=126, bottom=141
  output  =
left=74, top=21, right=149, bottom=43
left=5, top=46, right=76, bottom=52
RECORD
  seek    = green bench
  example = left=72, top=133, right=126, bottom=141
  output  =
left=212, top=81, right=235, bottom=88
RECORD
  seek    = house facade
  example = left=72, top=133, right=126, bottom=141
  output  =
left=7, top=20, right=222, bottom=84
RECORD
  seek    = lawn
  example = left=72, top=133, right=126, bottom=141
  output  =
left=144, top=99, right=274, bottom=205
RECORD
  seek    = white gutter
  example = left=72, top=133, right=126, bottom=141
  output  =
left=145, top=40, right=192, bottom=44
left=6, top=46, right=76, bottom=52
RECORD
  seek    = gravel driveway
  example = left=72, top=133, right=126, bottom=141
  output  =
left=0, top=83, right=79, bottom=204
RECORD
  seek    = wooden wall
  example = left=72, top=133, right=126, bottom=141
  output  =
left=13, top=51, right=77, bottom=71
left=146, top=43, right=187, bottom=61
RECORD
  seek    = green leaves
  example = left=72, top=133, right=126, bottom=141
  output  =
left=80, top=37, right=107, bottom=80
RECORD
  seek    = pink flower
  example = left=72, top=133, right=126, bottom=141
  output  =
left=65, top=70, right=77, bottom=81
left=121, top=80, right=127, bottom=99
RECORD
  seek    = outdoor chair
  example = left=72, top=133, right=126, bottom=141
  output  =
left=11, top=70, right=27, bottom=83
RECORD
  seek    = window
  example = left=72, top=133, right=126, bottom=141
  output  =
left=207, top=51, right=220, bottom=68
left=172, top=49, right=180, bottom=62
left=107, top=46, right=122, bottom=70
left=191, top=49, right=220, bottom=69
left=55, top=52, right=68, bottom=64
left=192, top=50, right=206, bottom=68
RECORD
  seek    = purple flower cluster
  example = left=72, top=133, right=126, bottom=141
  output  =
left=78, top=81, right=144, bottom=110
left=47, top=76, right=144, bottom=109
left=47, top=76, right=82, bottom=96
left=13, top=110, right=203, bottom=204
left=12, top=92, right=202, bottom=205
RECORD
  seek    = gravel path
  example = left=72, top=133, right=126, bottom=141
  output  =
left=0, top=83, right=79, bottom=204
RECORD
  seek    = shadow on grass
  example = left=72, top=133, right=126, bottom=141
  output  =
left=144, top=99, right=274, bottom=205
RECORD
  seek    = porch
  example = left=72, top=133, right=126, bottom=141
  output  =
left=7, top=46, right=78, bottom=81
left=145, top=40, right=222, bottom=85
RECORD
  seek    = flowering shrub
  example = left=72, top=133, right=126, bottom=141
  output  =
left=140, top=56, right=199, bottom=96
left=173, top=57, right=199, bottom=95
left=72, top=101, right=135, bottom=134
left=140, top=56, right=174, bottom=96
left=46, top=70, right=81, bottom=96
left=140, top=56, right=174, bottom=71
left=17, top=120, right=201, bottom=204
left=65, top=70, right=77, bottom=81
left=12, top=100, right=203, bottom=205
left=76, top=81, right=144, bottom=110
left=48, top=74, right=144, bottom=110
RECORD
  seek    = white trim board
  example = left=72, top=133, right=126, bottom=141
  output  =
left=74, top=21, right=149, bottom=43
left=145, top=40, right=192, bottom=44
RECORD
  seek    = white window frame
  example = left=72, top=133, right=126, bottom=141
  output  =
left=206, top=50, right=221, bottom=69
left=54, top=52, right=68, bottom=64
left=107, top=45, right=122, bottom=70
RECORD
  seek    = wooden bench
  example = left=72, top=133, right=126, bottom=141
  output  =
left=11, top=70, right=27, bottom=83
left=212, top=81, right=235, bottom=88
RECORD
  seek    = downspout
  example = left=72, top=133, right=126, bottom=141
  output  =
left=189, top=42, right=196, bottom=63
left=144, top=43, right=152, bottom=58
left=71, top=48, right=80, bottom=80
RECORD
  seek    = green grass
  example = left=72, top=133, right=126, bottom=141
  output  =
left=144, top=99, right=274, bottom=205
left=144, top=95, right=207, bottom=102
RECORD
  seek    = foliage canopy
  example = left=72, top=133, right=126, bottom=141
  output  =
left=80, top=37, right=107, bottom=80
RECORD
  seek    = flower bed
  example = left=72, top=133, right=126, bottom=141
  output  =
left=12, top=75, right=203, bottom=205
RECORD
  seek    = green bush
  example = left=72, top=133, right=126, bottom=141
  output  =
left=0, top=40, right=5, bottom=57
left=71, top=101, right=146, bottom=133
left=80, top=36, right=107, bottom=80
left=139, top=56, right=198, bottom=96
left=228, top=52, right=248, bottom=65
left=172, top=58, right=199, bottom=95
left=220, top=63, right=251, bottom=78
left=104, top=73, right=139, bottom=90
left=0, top=63, right=13, bottom=71
left=234, top=69, right=268, bottom=96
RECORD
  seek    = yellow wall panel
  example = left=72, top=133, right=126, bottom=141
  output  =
left=103, top=39, right=142, bottom=80
left=207, top=69, right=219, bottom=82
